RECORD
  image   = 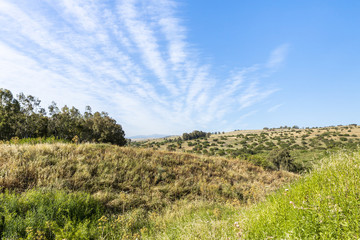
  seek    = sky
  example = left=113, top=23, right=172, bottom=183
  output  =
left=0, top=0, right=359, bottom=137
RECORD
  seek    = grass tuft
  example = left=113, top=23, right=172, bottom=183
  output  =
left=239, top=149, right=360, bottom=239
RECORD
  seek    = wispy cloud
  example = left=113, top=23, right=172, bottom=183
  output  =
left=268, top=104, right=283, bottom=113
left=0, top=0, right=287, bottom=136
left=266, top=44, right=289, bottom=70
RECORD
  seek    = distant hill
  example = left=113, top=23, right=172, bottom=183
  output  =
left=129, top=134, right=171, bottom=140
left=133, top=124, right=360, bottom=153
left=131, top=124, right=360, bottom=172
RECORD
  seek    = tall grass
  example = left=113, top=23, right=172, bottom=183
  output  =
left=0, top=144, right=296, bottom=212
left=239, top=149, right=360, bottom=239
left=0, top=189, right=156, bottom=239
left=142, top=200, right=241, bottom=239
left=1, top=142, right=359, bottom=238
left=0, top=189, right=241, bottom=239
left=0, top=136, right=69, bottom=145
left=0, top=143, right=298, bottom=239
left=0, top=189, right=102, bottom=239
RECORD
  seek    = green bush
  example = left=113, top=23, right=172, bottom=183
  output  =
left=266, top=148, right=300, bottom=172
left=247, top=155, right=276, bottom=170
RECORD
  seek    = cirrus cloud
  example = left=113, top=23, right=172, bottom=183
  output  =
left=0, top=0, right=286, bottom=136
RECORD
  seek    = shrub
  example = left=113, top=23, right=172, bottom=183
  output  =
left=247, top=155, right=276, bottom=170
left=266, top=149, right=299, bottom=172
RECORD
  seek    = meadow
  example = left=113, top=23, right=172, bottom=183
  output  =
left=0, top=143, right=295, bottom=239
left=0, top=125, right=359, bottom=239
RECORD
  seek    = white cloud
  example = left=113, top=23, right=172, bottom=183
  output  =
left=117, top=0, right=178, bottom=95
left=268, top=104, right=283, bottom=113
left=0, top=0, right=287, bottom=136
left=266, top=44, right=289, bottom=70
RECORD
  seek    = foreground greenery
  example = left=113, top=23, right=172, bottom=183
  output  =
left=0, top=190, right=103, bottom=239
left=0, top=189, right=242, bottom=239
left=0, top=143, right=295, bottom=239
left=239, top=149, right=360, bottom=239
left=1, top=143, right=359, bottom=239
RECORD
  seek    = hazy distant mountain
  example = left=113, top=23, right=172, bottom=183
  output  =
left=129, top=134, right=170, bottom=140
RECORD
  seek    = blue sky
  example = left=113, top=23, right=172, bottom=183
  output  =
left=0, top=0, right=359, bottom=137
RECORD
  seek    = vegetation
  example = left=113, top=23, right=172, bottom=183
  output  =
left=266, top=148, right=298, bottom=172
left=0, top=89, right=126, bottom=145
left=1, top=89, right=359, bottom=239
left=133, top=124, right=360, bottom=173
left=0, top=190, right=103, bottom=239
left=0, top=144, right=295, bottom=209
left=238, top=149, right=360, bottom=239
left=0, top=136, right=69, bottom=145
left=1, top=146, right=356, bottom=239
left=0, top=143, right=296, bottom=239
left=182, top=130, right=211, bottom=141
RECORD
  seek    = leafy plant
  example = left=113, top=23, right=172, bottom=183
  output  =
left=266, top=148, right=299, bottom=172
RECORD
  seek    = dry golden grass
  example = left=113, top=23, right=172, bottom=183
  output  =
left=0, top=143, right=297, bottom=212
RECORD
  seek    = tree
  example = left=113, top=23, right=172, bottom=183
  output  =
left=182, top=130, right=210, bottom=140
left=16, top=93, right=47, bottom=138
left=0, top=89, right=127, bottom=146
left=90, top=112, right=126, bottom=145
left=266, top=148, right=298, bottom=172
left=0, top=89, right=20, bottom=140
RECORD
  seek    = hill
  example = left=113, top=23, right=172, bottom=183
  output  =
left=0, top=143, right=296, bottom=239
left=0, top=140, right=359, bottom=239
left=0, top=144, right=296, bottom=208
left=132, top=124, right=360, bottom=172
left=129, top=134, right=171, bottom=141
left=133, top=125, right=360, bottom=153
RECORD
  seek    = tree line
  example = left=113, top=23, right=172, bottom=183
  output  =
left=0, top=88, right=126, bottom=145
left=182, top=130, right=211, bottom=141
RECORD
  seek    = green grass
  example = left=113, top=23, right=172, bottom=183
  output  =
left=0, top=143, right=297, bottom=239
left=0, top=189, right=241, bottom=239
left=0, top=136, right=69, bottom=145
left=2, top=143, right=359, bottom=239
left=0, top=189, right=158, bottom=239
left=239, top=149, right=360, bottom=239
left=0, top=189, right=103, bottom=239
left=143, top=201, right=240, bottom=240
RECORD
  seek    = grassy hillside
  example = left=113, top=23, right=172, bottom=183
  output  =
left=134, top=125, right=360, bottom=152
left=238, top=149, right=360, bottom=239
left=146, top=149, right=360, bottom=239
left=133, top=124, right=360, bottom=172
left=0, top=143, right=296, bottom=239
left=1, top=141, right=359, bottom=239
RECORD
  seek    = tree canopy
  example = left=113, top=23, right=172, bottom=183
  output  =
left=182, top=130, right=211, bottom=141
left=0, top=88, right=126, bottom=145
